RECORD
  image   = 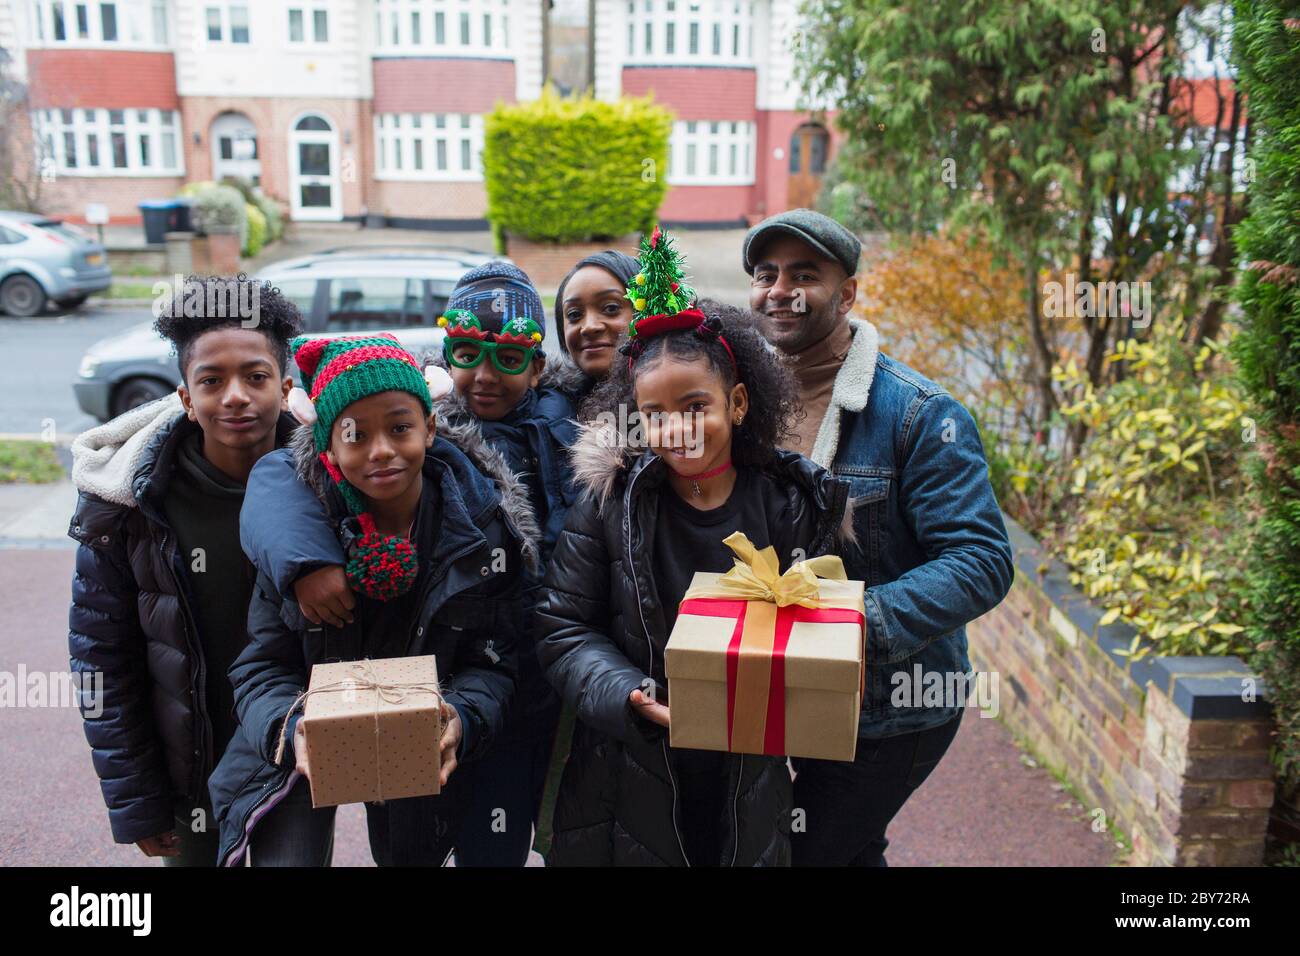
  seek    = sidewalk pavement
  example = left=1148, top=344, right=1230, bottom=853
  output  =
left=0, top=478, right=77, bottom=550
left=0, top=497, right=1122, bottom=865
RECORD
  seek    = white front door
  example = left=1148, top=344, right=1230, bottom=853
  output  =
left=211, top=112, right=261, bottom=187
left=289, top=113, right=341, bottom=221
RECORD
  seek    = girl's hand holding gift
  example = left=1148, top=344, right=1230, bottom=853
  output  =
left=629, top=688, right=670, bottom=728
left=439, top=700, right=462, bottom=786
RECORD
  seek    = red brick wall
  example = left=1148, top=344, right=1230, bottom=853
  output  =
left=39, top=176, right=185, bottom=224
left=621, top=66, right=758, bottom=121
left=370, top=180, right=489, bottom=220
left=372, top=59, right=517, bottom=113
left=26, top=50, right=178, bottom=110
left=659, top=184, right=753, bottom=223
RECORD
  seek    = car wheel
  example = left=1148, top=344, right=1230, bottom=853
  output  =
left=0, top=274, right=48, bottom=317
left=111, top=378, right=173, bottom=417
left=57, top=295, right=89, bottom=311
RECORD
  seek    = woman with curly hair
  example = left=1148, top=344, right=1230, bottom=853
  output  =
left=534, top=236, right=858, bottom=865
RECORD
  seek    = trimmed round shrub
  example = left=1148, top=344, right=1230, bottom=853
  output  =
left=483, top=86, right=672, bottom=244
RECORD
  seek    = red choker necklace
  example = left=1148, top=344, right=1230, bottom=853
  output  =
left=679, top=460, right=733, bottom=498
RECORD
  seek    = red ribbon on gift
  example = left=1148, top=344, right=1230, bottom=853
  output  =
left=678, top=597, right=865, bottom=754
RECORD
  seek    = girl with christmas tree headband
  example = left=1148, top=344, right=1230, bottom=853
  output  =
left=534, top=225, right=859, bottom=866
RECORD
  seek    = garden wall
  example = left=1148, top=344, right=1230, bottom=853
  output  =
left=966, top=515, right=1276, bottom=865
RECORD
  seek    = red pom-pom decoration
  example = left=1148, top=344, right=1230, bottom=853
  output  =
left=346, top=530, right=419, bottom=601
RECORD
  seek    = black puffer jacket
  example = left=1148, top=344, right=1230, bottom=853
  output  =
left=535, top=423, right=855, bottom=866
left=210, top=423, right=531, bottom=866
left=66, top=394, right=297, bottom=843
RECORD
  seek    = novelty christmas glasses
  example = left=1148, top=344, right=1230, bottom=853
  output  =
left=438, top=309, right=544, bottom=375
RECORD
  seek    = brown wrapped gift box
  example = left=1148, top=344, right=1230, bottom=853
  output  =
left=665, top=569, right=865, bottom=762
left=300, top=655, right=443, bottom=808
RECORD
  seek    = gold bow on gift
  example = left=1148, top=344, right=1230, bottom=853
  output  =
left=682, top=531, right=847, bottom=608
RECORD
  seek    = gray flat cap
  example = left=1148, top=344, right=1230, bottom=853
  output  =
left=742, top=208, right=861, bottom=278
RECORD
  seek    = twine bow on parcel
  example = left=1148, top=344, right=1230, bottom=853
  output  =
left=274, top=660, right=443, bottom=803
left=677, top=532, right=862, bottom=755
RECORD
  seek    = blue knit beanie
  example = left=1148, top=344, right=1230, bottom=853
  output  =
left=447, top=260, right=545, bottom=338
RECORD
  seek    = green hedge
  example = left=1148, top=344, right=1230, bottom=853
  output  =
left=482, top=86, right=672, bottom=245
left=1231, top=2, right=1300, bottom=804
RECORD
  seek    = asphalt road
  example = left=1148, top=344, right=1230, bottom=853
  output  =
left=0, top=305, right=151, bottom=437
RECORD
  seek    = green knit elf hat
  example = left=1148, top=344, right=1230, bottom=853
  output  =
left=292, top=332, right=433, bottom=456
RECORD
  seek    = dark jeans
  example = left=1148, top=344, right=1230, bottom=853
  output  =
left=452, top=697, right=559, bottom=868
left=161, top=798, right=221, bottom=867
left=247, top=775, right=337, bottom=867
left=453, top=705, right=560, bottom=867
left=674, top=748, right=728, bottom=867
left=790, top=708, right=964, bottom=866
left=249, top=773, right=465, bottom=866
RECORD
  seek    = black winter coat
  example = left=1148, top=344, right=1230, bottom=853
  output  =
left=535, top=423, right=854, bottom=866
left=66, top=395, right=297, bottom=844
left=210, top=423, right=532, bottom=866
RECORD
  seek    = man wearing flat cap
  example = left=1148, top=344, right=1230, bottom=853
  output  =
left=744, top=208, right=1015, bottom=866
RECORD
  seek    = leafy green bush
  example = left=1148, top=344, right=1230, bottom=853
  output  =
left=190, top=183, right=247, bottom=238
left=243, top=202, right=267, bottom=257
left=482, top=86, right=672, bottom=244
left=1027, top=318, right=1253, bottom=661
left=1230, top=1, right=1300, bottom=795
left=256, top=195, right=284, bottom=242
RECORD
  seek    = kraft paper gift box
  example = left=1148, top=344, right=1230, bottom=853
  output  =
left=664, top=532, right=865, bottom=762
left=294, top=655, right=443, bottom=808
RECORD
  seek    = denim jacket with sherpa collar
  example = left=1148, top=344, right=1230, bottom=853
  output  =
left=810, top=319, right=1014, bottom=739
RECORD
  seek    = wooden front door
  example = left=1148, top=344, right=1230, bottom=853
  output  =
left=787, top=124, right=830, bottom=209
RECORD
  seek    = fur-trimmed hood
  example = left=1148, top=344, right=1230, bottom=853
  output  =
left=70, top=393, right=184, bottom=507
left=566, top=417, right=860, bottom=551
left=287, top=415, right=543, bottom=573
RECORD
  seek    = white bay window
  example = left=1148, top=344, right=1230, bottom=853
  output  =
left=668, top=119, right=755, bottom=185
left=373, top=0, right=512, bottom=56
left=34, top=107, right=183, bottom=176
left=374, top=112, right=483, bottom=181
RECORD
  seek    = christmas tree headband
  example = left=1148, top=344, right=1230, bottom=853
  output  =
left=620, top=225, right=736, bottom=373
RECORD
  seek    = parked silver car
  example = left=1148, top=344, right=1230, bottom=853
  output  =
left=73, top=245, right=498, bottom=421
left=0, top=211, right=112, bottom=316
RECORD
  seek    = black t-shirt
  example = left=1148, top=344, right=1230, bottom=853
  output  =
left=651, top=465, right=797, bottom=640
left=162, top=429, right=256, bottom=769
left=651, top=465, right=798, bottom=866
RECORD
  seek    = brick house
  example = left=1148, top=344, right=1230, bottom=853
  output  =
left=1, top=1, right=836, bottom=227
